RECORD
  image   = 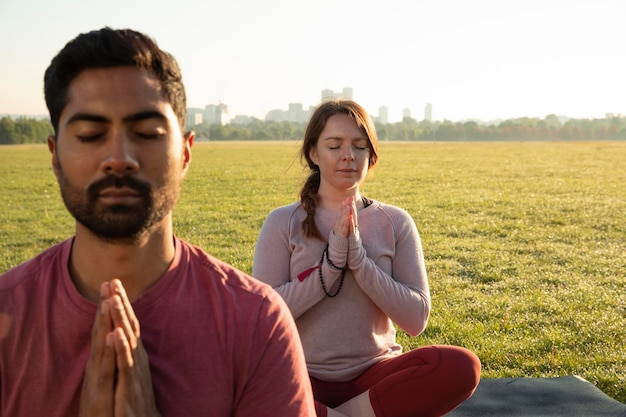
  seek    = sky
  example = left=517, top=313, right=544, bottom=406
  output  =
left=1, top=0, right=625, bottom=123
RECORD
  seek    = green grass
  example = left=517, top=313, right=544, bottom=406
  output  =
left=1, top=141, right=625, bottom=403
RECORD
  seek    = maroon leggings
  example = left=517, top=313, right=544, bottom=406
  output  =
left=311, top=345, right=481, bottom=417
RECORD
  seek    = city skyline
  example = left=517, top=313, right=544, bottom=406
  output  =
left=188, top=86, right=441, bottom=126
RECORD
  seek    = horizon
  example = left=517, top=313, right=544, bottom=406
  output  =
left=1, top=0, right=625, bottom=124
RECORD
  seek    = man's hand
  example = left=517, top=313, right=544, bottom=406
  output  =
left=79, top=280, right=160, bottom=417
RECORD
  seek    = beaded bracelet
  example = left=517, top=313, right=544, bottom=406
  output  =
left=324, top=243, right=345, bottom=270
left=319, top=243, right=346, bottom=298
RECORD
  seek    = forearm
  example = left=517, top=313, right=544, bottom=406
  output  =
left=271, top=263, right=344, bottom=318
left=348, top=236, right=430, bottom=336
left=254, top=226, right=347, bottom=319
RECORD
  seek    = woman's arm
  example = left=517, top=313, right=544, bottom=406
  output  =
left=253, top=208, right=346, bottom=319
left=348, top=209, right=431, bottom=336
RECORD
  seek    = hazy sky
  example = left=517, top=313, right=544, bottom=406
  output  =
left=1, top=0, right=624, bottom=123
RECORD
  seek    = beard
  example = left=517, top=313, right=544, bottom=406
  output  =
left=57, top=167, right=181, bottom=243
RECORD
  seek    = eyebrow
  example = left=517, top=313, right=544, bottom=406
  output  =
left=322, top=136, right=367, bottom=141
left=123, top=111, right=168, bottom=124
left=65, top=113, right=108, bottom=125
left=65, top=110, right=168, bottom=126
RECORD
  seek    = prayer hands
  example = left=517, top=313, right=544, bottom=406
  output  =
left=333, top=197, right=358, bottom=238
left=79, top=279, right=160, bottom=417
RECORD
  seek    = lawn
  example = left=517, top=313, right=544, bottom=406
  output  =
left=1, top=140, right=624, bottom=402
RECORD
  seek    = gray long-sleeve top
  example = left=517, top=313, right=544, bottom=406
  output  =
left=253, top=200, right=431, bottom=382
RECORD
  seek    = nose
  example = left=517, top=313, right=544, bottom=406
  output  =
left=101, top=132, right=139, bottom=175
left=342, top=145, right=355, bottom=161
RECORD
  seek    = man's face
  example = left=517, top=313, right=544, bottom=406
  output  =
left=48, top=66, right=193, bottom=242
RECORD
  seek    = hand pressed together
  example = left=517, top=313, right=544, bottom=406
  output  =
left=333, top=197, right=359, bottom=239
left=79, top=279, right=161, bottom=417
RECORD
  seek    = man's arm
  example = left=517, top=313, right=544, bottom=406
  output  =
left=234, top=293, right=316, bottom=417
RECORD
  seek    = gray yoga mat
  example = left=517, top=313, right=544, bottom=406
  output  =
left=447, top=376, right=626, bottom=416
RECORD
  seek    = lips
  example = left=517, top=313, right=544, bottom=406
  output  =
left=99, top=187, right=140, bottom=197
left=98, top=187, right=141, bottom=204
left=88, top=175, right=151, bottom=204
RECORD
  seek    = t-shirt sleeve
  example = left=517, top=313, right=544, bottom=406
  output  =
left=233, top=291, right=315, bottom=417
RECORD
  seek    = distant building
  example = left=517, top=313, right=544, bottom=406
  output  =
left=203, top=103, right=227, bottom=125
left=424, top=103, right=432, bottom=121
left=265, top=103, right=311, bottom=122
left=265, top=109, right=288, bottom=122
left=403, top=108, right=411, bottom=120
left=186, top=108, right=203, bottom=127
left=377, top=106, right=389, bottom=124
left=321, top=87, right=353, bottom=101
left=321, top=89, right=334, bottom=101
left=288, top=103, right=310, bottom=123
left=186, top=103, right=228, bottom=126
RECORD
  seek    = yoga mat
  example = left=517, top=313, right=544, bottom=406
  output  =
left=447, top=376, right=626, bottom=416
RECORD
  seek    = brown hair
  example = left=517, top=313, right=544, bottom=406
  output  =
left=299, top=99, right=379, bottom=240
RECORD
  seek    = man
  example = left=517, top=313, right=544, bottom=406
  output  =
left=0, top=28, right=315, bottom=417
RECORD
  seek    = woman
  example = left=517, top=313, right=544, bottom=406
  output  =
left=253, top=99, right=480, bottom=417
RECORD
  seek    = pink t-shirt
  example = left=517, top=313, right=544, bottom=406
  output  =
left=0, top=237, right=315, bottom=417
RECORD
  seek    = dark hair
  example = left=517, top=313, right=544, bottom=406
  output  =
left=299, top=99, right=379, bottom=240
left=44, top=27, right=187, bottom=134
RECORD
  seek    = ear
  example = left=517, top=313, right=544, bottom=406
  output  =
left=47, top=135, right=60, bottom=181
left=309, top=146, right=318, bottom=165
left=181, top=130, right=194, bottom=177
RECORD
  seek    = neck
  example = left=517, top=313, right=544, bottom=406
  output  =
left=316, top=186, right=362, bottom=211
left=69, top=220, right=175, bottom=303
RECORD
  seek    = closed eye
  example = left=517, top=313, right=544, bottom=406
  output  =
left=136, top=132, right=163, bottom=140
left=77, top=133, right=104, bottom=142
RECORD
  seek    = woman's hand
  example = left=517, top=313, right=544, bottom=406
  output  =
left=333, top=197, right=358, bottom=238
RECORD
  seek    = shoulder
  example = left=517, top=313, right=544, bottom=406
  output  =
left=259, top=202, right=305, bottom=238
left=369, top=200, right=416, bottom=224
left=177, top=238, right=286, bottom=308
left=264, top=201, right=303, bottom=223
left=0, top=239, right=71, bottom=292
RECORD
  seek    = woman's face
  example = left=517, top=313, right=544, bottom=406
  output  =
left=309, top=113, right=370, bottom=194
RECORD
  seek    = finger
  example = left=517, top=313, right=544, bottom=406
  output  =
left=112, top=327, right=134, bottom=369
left=79, top=300, right=116, bottom=417
left=86, top=300, right=116, bottom=379
left=91, top=284, right=114, bottom=349
left=92, top=281, right=113, bottom=347
left=95, top=301, right=117, bottom=378
left=108, top=295, right=138, bottom=350
left=100, top=332, right=117, bottom=379
left=112, top=336, right=159, bottom=417
left=110, top=279, right=140, bottom=338
left=100, top=281, right=112, bottom=301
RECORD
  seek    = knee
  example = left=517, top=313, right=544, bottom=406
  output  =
left=441, top=345, right=481, bottom=392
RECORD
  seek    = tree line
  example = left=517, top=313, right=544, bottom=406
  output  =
left=2, top=114, right=626, bottom=144
left=0, top=117, right=54, bottom=145
left=192, top=114, right=626, bottom=142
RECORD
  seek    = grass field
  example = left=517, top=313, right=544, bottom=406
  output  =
left=1, top=140, right=625, bottom=403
